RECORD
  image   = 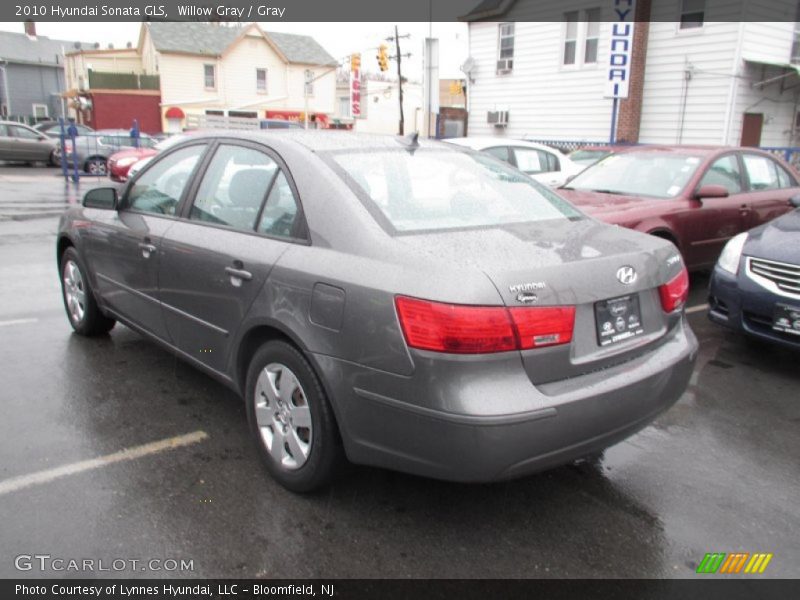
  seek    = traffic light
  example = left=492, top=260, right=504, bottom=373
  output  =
left=350, top=53, right=361, bottom=71
left=377, top=44, right=389, bottom=72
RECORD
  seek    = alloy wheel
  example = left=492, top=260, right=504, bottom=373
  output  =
left=63, top=260, right=86, bottom=324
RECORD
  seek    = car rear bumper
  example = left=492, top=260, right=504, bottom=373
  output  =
left=708, top=266, right=800, bottom=349
left=313, top=317, right=698, bottom=482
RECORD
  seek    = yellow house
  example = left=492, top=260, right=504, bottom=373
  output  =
left=66, top=22, right=339, bottom=132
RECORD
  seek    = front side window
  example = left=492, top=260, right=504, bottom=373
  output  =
left=204, top=64, right=216, bottom=89
left=127, top=145, right=206, bottom=216
left=680, top=0, right=705, bottom=29
left=328, top=148, right=581, bottom=234
left=698, top=155, right=743, bottom=194
left=743, top=154, right=786, bottom=191
left=190, top=145, right=278, bottom=231
left=498, top=23, right=514, bottom=71
left=256, top=68, right=267, bottom=93
left=566, top=152, right=703, bottom=199
left=483, top=146, right=511, bottom=163
left=11, top=125, right=39, bottom=139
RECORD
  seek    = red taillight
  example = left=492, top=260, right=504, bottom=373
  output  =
left=509, top=306, right=576, bottom=349
left=395, top=296, right=575, bottom=354
left=659, top=267, right=689, bottom=312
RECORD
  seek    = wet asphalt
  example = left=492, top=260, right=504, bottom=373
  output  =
left=0, top=168, right=797, bottom=579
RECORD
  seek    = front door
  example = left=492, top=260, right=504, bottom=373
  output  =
left=740, top=152, right=800, bottom=228
left=86, top=143, right=208, bottom=340
left=685, top=153, right=749, bottom=268
left=158, top=142, right=305, bottom=375
left=740, top=113, right=763, bottom=147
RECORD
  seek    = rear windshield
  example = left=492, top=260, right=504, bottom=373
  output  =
left=327, top=148, right=582, bottom=233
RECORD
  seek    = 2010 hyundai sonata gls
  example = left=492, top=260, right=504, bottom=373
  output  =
left=57, top=132, right=698, bottom=492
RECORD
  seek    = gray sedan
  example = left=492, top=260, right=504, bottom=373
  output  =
left=0, top=120, right=60, bottom=165
left=57, top=131, right=698, bottom=492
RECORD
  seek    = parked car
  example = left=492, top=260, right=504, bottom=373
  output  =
left=445, top=137, right=584, bottom=187
left=111, top=134, right=192, bottom=182
left=558, top=146, right=800, bottom=271
left=64, top=131, right=156, bottom=175
left=708, top=199, right=800, bottom=349
left=33, top=120, right=95, bottom=137
left=57, top=132, right=697, bottom=492
left=0, top=120, right=60, bottom=166
left=260, top=118, right=304, bottom=129
left=568, top=145, right=617, bottom=167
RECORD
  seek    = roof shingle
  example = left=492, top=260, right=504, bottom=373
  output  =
left=0, top=31, right=77, bottom=66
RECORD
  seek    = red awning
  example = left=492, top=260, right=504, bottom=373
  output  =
left=165, top=107, right=185, bottom=119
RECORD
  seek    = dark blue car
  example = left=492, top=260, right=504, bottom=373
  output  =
left=709, top=199, right=800, bottom=348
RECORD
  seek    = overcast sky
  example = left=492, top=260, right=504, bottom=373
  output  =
left=0, top=21, right=469, bottom=80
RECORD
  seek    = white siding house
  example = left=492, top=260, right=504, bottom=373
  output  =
left=464, top=0, right=800, bottom=148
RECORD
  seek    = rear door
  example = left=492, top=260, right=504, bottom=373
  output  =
left=158, top=141, right=305, bottom=375
left=85, top=143, right=208, bottom=340
left=8, top=124, right=43, bottom=160
left=740, top=152, right=799, bottom=229
left=0, top=124, right=12, bottom=159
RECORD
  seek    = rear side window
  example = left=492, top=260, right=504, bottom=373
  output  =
left=11, top=125, right=39, bottom=139
left=328, top=148, right=582, bottom=233
left=512, top=147, right=560, bottom=174
left=127, top=145, right=206, bottom=216
left=257, top=172, right=300, bottom=238
left=743, top=154, right=782, bottom=190
left=190, top=145, right=278, bottom=231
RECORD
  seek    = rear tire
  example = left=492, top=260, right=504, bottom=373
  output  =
left=49, top=149, right=60, bottom=167
left=245, top=340, right=343, bottom=492
left=60, top=247, right=115, bottom=336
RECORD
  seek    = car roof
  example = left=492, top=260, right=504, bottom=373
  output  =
left=171, top=130, right=461, bottom=153
left=445, top=136, right=564, bottom=153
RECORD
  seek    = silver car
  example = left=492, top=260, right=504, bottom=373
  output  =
left=0, top=120, right=60, bottom=165
left=57, top=132, right=698, bottom=492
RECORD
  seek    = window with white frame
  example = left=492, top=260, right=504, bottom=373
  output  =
left=32, top=104, right=48, bottom=119
left=204, top=64, right=216, bottom=89
left=563, top=8, right=601, bottom=66
left=563, top=12, right=578, bottom=65
left=497, top=23, right=514, bottom=72
left=792, top=2, right=800, bottom=63
left=584, top=8, right=601, bottom=63
left=680, top=0, right=704, bottom=29
left=304, top=69, right=315, bottom=96
left=256, top=68, right=267, bottom=93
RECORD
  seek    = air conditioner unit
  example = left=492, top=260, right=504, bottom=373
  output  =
left=496, top=59, right=513, bottom=74
left=487, top=110, right=509, bottom=127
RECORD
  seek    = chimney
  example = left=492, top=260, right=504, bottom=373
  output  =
left=24, top=20, right=36, bottom=38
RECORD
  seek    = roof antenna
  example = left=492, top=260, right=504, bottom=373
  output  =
left=397, top=131, right=420, bottom=152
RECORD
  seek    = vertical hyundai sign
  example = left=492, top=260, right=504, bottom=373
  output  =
left=604, top=0, right=636, bottom=99
left=351, top=69, right=361, bottom=118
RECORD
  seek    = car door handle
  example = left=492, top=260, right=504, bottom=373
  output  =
left=138, top=242, right=157, bottom=258
left=225, top=266, right=253, bottom=284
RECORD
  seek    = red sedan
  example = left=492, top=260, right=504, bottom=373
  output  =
left=559, top=146, right=800, bottom=270
left=107, top=147, right=157, bottom=182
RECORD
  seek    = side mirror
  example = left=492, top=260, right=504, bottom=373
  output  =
left=83, top=187, right=118, bottom=210
left=694, top=184, right=729, bottom=200
left=790, top=194, right=800, bottom=208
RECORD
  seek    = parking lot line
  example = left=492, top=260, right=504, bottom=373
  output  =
left=0, top=431, right=208, bottom=497
left=685, top=304, right=709, bottom=314
left=0, top=318, right=39, bottom=327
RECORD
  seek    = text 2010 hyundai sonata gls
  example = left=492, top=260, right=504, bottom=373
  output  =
left=57, top=132, right=698, bottom=492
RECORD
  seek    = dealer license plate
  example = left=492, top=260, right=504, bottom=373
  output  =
left=595, top=294, right=644, bottom=347
left=773, top=304, right=800, bottom=336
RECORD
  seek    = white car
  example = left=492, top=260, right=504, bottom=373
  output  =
left=446, top=137, right=583, bottom=188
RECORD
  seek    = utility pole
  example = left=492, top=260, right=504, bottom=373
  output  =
left=384, top=27, right=411, bottom=136
left=394, top=25, right=404, bottom=135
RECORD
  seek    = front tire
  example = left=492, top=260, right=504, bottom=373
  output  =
left=245, top=340, right=343, bottom=492
left=60, top=247, right=115, bottom=336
